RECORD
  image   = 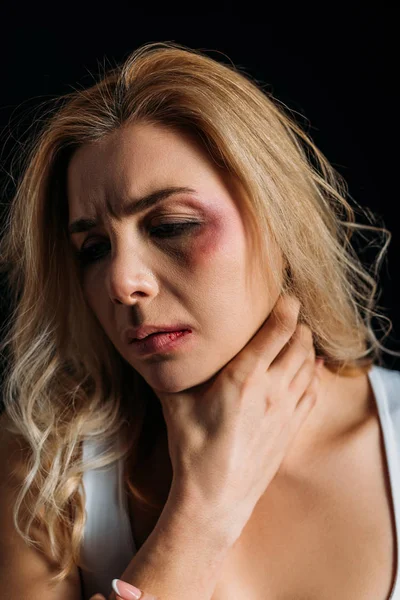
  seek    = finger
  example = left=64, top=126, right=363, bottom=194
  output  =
left=226, top=294, right=301, bottom=384
left=89, top=595, right=106, bottom=600
left=114, top=592, right=158, bottom=600
left=112, top=578, right=158, bottom=599
left=287, top=350, right=317, bottom=402
left=269, top=324, right=315, bottom=391
left=289, top=369, right=321, bottom=437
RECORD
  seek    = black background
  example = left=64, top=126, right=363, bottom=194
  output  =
left=0, top=6, right=399, bottom=383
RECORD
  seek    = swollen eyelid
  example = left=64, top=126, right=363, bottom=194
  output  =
left=76, top=220, right=201, bottom=266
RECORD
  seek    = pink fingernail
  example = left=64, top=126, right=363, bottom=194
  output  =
left=112, top=578, right=142, bottom=599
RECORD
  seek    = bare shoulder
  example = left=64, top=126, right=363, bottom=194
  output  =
left=0, top=412, right=82, bottom=600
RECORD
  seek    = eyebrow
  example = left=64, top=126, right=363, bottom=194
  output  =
left=68, top=186, right=197, bottom=236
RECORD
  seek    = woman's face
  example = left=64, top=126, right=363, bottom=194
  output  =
left=67, top=122, right=284, bottom=395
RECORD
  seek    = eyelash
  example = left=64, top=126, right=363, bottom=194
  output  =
left=76, top=221, right=200, bottom=266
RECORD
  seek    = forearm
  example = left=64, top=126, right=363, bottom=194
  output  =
left=111, top=500, right=232, bottom=600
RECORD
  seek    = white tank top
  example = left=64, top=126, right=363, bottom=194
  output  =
left=79, top=365, right=400, bottom=599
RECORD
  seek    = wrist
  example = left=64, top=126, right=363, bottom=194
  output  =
left=116, top=487, right=233, bottom=600
left=160, top=484, right=236, bottom=554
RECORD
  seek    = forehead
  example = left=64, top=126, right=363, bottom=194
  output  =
left=67, top=122, right=225, bottom=219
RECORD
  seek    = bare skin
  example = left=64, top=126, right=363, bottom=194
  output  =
left=68, top=124, right=396, bottom=599
left=87, top=358, right=395, bottom=600
left=123, top=367, right=397, bottom=600
left=211, top=368, right=397, bottom=599
left=67, top=122, right=285, bottom=399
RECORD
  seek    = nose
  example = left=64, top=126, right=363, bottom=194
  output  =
left=107, top=250, right=159, bottom=306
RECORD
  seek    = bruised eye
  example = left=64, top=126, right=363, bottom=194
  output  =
left=76, top=221, right=201, bottom=266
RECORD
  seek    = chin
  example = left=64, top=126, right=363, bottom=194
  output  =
left=148, top=377, right=203, bottom=395
left=146, top=365, right=223, bottom=396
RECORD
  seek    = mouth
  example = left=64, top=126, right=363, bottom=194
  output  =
left=128, top=329, right=193, bottom=355
left=129, top=328, right=190, bottom=342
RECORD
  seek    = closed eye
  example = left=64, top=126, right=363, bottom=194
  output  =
left=76, top=221, right=201, bottom=266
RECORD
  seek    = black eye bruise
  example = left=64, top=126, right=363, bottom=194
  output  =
left=76, top=221, right=201, bottom=267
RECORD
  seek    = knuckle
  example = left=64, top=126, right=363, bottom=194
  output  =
left=225, top=363, right=250, bottom=389
left=276, top=313, right=297, bottom=338
left=267, top=381, right=291, bottom=414
left=265, top=391, right=279, bottom=412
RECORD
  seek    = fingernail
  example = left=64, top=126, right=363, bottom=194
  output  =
left=112, top=578, right=142, bottom=599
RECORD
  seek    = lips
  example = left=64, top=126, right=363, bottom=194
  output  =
left=132, top=329, right=186, bottom=342
left=142, top=331, right=163, bottom=339
left=128, top=329, right=193, bottom=355
left=124, top=324, right=193, bottom=345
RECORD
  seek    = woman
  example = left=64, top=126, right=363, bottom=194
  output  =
left=0, top=41, right=399, bottom=600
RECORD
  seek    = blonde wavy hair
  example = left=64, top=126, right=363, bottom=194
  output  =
left=0, top=41, right=397, bottom=584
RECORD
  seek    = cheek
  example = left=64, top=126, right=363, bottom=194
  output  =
left=188, top=210, right=244, bottom=269
left=81, top=274, right=106, bottom=314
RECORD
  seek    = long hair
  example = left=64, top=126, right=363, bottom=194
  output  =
left=0, top=41, right=397, bottom=583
